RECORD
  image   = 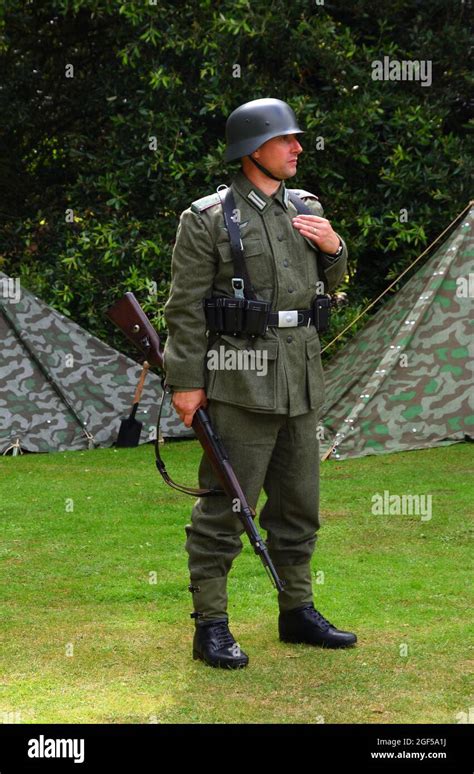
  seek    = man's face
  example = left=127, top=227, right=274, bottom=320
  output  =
left=250, top=133, right=303, bottom=178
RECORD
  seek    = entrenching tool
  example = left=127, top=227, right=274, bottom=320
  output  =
left=116, top=361, right=149, bottom=447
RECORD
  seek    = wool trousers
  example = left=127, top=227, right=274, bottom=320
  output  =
left=184, top=399, right=321, bottom=619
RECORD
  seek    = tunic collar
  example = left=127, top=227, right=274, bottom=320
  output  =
left=232, top=169, right=289, bottom=213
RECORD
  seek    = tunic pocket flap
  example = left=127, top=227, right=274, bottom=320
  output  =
left=218, top=333, right=279, bottom=359
left=306, top=334, right=321, bottom=359
left=217, top=238, right=264, bottom=262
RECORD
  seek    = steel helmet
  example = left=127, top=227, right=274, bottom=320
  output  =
left=224, top=98, right=304, bottom=162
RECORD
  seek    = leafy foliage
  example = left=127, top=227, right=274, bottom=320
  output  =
left=0, top=0, right=471, bottom=359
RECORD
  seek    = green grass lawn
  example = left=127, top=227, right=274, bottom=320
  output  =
left=0, top=440, right=472, bottom=724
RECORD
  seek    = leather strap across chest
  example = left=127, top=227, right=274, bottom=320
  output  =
left=217, top=187, right=258, bottom=301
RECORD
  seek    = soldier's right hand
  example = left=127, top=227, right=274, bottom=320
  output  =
left=171, top=389, right=208, bottom=427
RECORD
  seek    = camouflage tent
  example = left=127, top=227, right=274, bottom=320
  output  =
left=321, top=203, right=474, bottom=460
left=0, top=273, right=192, bottom=453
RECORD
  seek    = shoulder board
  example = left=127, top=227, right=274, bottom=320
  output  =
left=191, top=192, right=222, bottom=213
left=288, top=188, right=319, bottom=200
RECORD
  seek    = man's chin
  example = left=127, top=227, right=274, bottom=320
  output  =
left=284, top=165, right=298, bottom=179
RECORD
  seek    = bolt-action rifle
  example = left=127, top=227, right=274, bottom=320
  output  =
left=107, top=292, right=284, bottom=592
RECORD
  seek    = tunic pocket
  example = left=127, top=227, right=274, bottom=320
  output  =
left=206, top=333, right=279, bottom=410
left=216, top=238, right=272, bottom=290
left=305, top=333, right=325, bottom=412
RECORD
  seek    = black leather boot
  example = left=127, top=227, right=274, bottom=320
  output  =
left=279, top=604, right=357, bottom=648
left=193, top=617, right=249, bottom=668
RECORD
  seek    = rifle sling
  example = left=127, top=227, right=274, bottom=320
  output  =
left=154, top=379, right=224, bottom=497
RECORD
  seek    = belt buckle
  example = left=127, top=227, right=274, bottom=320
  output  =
left=278, top=310, right=298, bottom=327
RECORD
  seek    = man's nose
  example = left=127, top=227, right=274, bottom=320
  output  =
left=292, top=137, right=303, bottom=154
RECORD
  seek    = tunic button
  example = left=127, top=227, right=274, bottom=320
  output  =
left=277, top=235, right=284, bottom=241
left=287, top=335, right=293, bottom=343
left=288, top=287, right=294, bottom=293
left=283, top=259, right=289, bottom=267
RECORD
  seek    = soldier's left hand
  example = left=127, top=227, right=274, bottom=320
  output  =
left=292, top=214, right=340, bottom=254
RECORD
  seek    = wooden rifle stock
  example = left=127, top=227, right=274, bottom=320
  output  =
left=106, top=292, right=284, bottom=592
left=106, top=292, right=163, bottom=369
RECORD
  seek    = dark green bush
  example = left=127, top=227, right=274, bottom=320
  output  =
left=1, top=0, right=471, bottom=360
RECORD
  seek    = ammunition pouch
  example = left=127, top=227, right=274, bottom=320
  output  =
left=204, top=297, right=271, bottom=338
left=312, top=294, right=332, bottom=332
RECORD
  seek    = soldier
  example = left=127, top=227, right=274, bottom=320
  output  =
left=163, top=98, right=357, bottom=668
